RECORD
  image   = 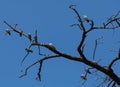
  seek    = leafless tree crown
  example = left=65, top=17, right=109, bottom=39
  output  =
left=4, top=5, right=120, bottom=87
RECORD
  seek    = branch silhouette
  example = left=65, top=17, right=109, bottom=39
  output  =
left=4, top=5, right=120, bottom=86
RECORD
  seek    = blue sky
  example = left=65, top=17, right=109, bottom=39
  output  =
left=0, top=0, right=120, bottom=87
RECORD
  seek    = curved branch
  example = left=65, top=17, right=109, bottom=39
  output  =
left=108, top=49, right=120, bottom=69
left=4, top=21, right=32, bottom=42
left=93, top=37, right=103, bottom=60
left=4, top=9, right=120, bottom=85
left=69, top=5, right=86, bottom=31
left=32, top=43, right=82, bottom=62
left=107, top=80, right=114, bottom=87
left=108, top=57, right=120, bottom=69
left=19, top=55, right=61, bottom=79
left=77, top=32, right=87, bottom=59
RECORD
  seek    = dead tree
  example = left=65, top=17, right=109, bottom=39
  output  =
left=4, top=5, right=120, bottom=87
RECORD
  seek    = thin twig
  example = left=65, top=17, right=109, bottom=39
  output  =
left=4, top=21, right=28, bottom=38
left=108, top=48, right=120, bottom=69
left=19, top=55, right=61, bottom=79
left=20, top=45, right=33, bottom=71
left=93, top=37, right=103, bottom=60
left=20, top=53, right=29, bottom=72
left=69, top=5, right=86, bottom=31
left=36, top=61, right=43, bottom=81
left=107, top=80, right=114, bottom=87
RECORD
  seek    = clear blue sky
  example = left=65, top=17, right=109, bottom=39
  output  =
left=0, top=0, right=120, bottom=87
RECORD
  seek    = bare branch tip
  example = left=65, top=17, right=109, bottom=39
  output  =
left=69, top=4, right=76, bottom=9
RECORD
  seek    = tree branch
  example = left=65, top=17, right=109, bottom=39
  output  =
left=69, top=5, right=85, bottom=31
left=77, top=32, right=87, bottom=59
left=69, top=5, right=88, bottom=59
left=93, top=37, right=103, bottom=60
left=19, top=55, right=61, bottom=79
left=107, top=80, right=114, bottom=87
left=31, top=43, right=83, bottom=62
left=108, top=48, right=120, bottom=69
left=4, top=8, right=120, bottom=85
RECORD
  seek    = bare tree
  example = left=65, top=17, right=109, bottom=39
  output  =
left=4, top=5, right=120, bottom=87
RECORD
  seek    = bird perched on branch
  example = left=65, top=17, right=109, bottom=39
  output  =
left=85, top=68, right=91, bottom=74
left=19, top=30, right=23, bottom=37
left=5, top=29, right=11, bottom=35
left=83, top=15, right=89, bottom=22
left=48, top=43, right=56, bottom=49
left=25, top=48, right=33, bottom=53
left=80, top=74, right=86, bottom=80
left=27, top=33, right=32, bottom=42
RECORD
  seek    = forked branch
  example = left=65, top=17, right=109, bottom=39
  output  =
left=4, top=6, right=120, bottom=86
left=19, top=55, right=61, bottom=80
